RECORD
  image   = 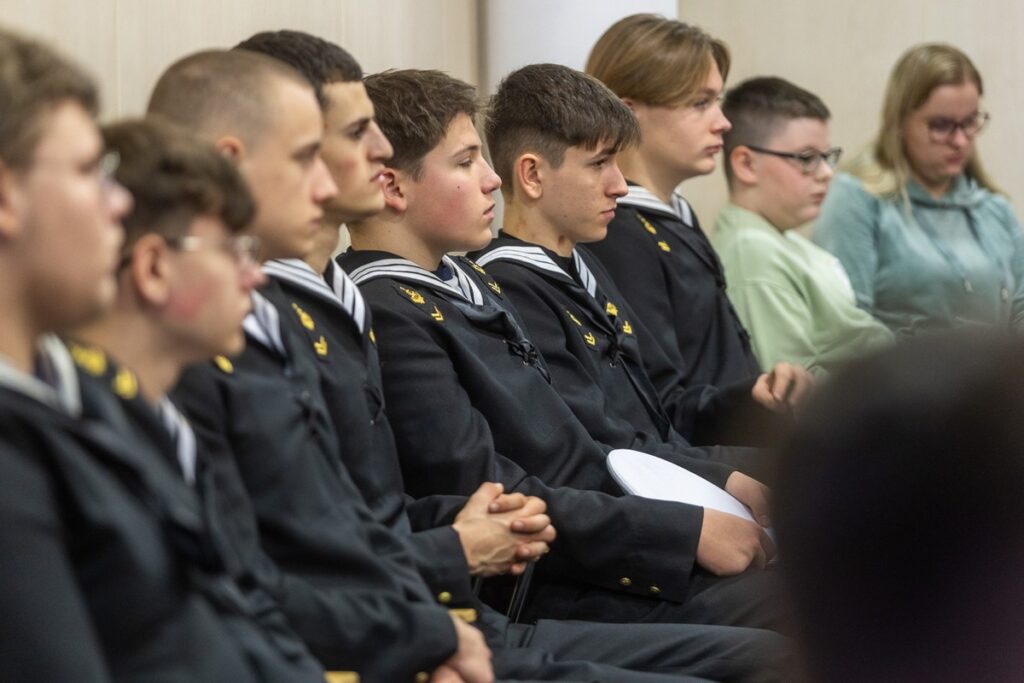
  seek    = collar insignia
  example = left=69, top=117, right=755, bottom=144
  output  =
left=291, top=302, right=316, bottom=330
left=214, top=355, right=234, bottom=374
left=69, top=344, right=107, bottom=377
left=400, top=286, right=426, bottom=304
left=112, top=367, right=138, bottom=400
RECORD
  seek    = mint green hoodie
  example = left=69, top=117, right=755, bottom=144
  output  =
left=713, top=203, right=893, bottom=376
left=813, top=173, right=1024, bottom=335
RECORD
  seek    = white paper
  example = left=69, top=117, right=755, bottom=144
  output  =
left=607, top=448, right=757, bottom=522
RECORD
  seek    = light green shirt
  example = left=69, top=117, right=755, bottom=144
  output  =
left=712, top=203, right=893, bottom=376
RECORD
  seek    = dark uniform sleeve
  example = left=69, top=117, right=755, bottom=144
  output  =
left=371, top=302, right=704, bottom=603
left=0, top=442, right=111, bottom=682
left=174, top=365, right=459, bottom=680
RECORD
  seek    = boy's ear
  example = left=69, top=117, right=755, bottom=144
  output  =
left=380, top=168, right=407, bottom=213
left=129, top=234, right=173, bottom=306
left=620, top=97, right=639, bottom=114
left=0, top=161, right=25, bottom=241
left=729, top=145, right=759, bottom=186
left=214, top=135, right=245, bottom=162
left=515, top=153, right=544, bottom=201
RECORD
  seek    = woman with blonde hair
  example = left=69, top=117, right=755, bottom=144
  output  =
left=814, top=43, right=1024, bottom=334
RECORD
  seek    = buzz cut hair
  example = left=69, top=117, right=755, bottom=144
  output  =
left=235, top=30, right=362, bottom=109
left=146, top=48, right=312, bottom=150
left=722, top=76, right=830, bottom=184
left=484, top=63, right=639, bottom=197
left=363, top=69, right=478, bottom=179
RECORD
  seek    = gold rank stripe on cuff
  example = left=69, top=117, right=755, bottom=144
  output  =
left=324, top=672, right=359, bottom=683
left=448, top=608, right=477, bottom=623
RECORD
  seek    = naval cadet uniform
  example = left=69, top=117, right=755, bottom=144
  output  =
left=471, top=234, right=770, bottom=483
left=0, top=337, right=280, bottom=682
left=587, top=185, right=785, bottom=446
left=338, top=250, right=783, bottom=633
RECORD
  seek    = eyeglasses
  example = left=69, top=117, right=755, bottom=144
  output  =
left=925, top=111, right=990, bottom=143
left=746, top=145, right=843, bottom=175
left=166, top=234, right=262, bottom=264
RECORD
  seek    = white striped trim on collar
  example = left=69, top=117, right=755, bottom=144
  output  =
left=243, top=290, right=287, bottom=358
left=475, top=244, right=598, bottom=299
left=617, top=185, right=694, bottom=226
left=0, top=335, right=81, bottom=416
left=348, top=255, right=484, bottom=306
left=262, top=258, right=367, bottom=335
left=157, top=397, right=197, bottom=486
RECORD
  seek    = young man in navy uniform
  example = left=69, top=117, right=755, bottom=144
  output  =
left=339, top=67, right=782, bottom=634
left=470, top=63, right=778, bottom=487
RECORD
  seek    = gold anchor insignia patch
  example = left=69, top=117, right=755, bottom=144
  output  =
left=583, top=332, right=597, bottom=346
left=369, top=329, right=376, bottom=344
left=470, top=262, right=487, bottom=274
left=313, top=335, right=329, bottom=356
left=566, top=310, right=582, bottom=326
left=622, top=321, right=633, bottom=335
left=657, top=240, right=672, bottom=253
left=291, top=303, right=315, bottom=330
left=400, top=286, right=426, bottom=304
left=605, top=301, right=619, bottom=317
left=214, top=355, right=234, bottom=373
left=430, top=305, right=445, bottom=322
left=69, top=344, right=107, bottom=376
left=639, top=215, right=658, bottom=235
left=487, top=280, right=502, bottom=295
left=112, top=367, right=138, bottom=400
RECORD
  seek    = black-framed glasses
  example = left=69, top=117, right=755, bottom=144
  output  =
left=926, top=111, right=990, bottom=143
left=746, top=145, right=843, bottom=175
left=166, top=234, right=262, bottom=264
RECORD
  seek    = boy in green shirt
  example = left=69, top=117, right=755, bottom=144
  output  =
left=712, top=77, right=892, bottom=376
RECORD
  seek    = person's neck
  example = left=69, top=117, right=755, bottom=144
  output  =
left=912, top=170, right=954, bottom=200
left=616, top=148, right=689, bottom=205
left=348, top=214, right=446, bottom=270
left=0, top=277, right=42, bottom=373
left=76, top=309, right=184, bottom=406
left=729, top=190, right=788, bottom=233
left=502, top=200, right=576, bottom=257
left=303, top=218, right=342, bottom=275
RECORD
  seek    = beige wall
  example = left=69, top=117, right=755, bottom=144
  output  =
left=3, top=0, right=1019, bottom=225
left=0, top=0, right=478, bottom=119
left=678, top=0, right=1024, bottom=227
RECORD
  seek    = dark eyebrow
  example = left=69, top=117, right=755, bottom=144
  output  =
left=344, top=115, right=372, bottom=132
left=591, top=146, right=616, bottom=160
left=293, top=140, right=322, bottom=159
left=450, top=143, right=480, bottom=159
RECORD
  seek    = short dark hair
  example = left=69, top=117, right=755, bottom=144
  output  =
left=146, top=48, right=311, bottom=149
left=777, top=332, right=1024, bottom=681
left=363, top=69, right=477, bottom=179
left=103, top=118, right=255, bottom=252
left=485, top=63, right=639, bottom=196
left=722, top=76, right=830, bottom=184
left=0, top=26, right=98, bottom=168
left=235, top=30, right=362, bottom=108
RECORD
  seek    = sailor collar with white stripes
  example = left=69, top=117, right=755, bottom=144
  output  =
left=617, top=184, right=695, bottom=226
left=0, top=335, right=82, bottom=416
left=263, top=258, right=368, bottom=335
left=242, top=289, right=288, bottom=359
left=475, top=244, right=599, bottom=299
left=347, top=254, right=486, bottom=306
